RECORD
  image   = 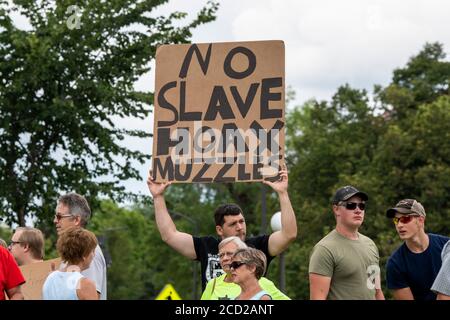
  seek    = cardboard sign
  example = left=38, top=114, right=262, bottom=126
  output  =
left=19, top=258, right=61, bottom=300
left=152, top=40, right=285, bottom=183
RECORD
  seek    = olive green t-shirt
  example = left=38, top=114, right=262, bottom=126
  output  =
left=309, top=229, right=380, bottom=300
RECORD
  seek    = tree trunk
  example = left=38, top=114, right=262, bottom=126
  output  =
left=17, top=206, right=25, bottom=227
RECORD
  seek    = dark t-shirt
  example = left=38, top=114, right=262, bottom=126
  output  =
left=193, top=235, right=273, bottom=290
left=386, top=233, right=449, bottom=300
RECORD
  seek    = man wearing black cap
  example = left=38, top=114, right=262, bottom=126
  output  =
left=309, top=186, right=384, bottom=300
left=386, top=199, right=449, bottom=300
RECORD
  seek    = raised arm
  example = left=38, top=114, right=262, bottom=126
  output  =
left=147, top=170, right=196, bottom=259
left=263, top=169, right=297, bottom=256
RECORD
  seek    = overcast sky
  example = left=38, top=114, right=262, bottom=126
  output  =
left=126, top=0, right=450, bottom=197
left=10, top=0, right=450, bottom=199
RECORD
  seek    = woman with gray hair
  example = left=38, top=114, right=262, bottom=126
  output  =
left=202, top=236, right=286, bottom=300
left=231, top=247, right=272, bottom=300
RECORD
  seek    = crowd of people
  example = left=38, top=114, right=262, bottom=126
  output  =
left=1, top=167, right=449, bottom=300
left=1, top=193, right=107, bottom=300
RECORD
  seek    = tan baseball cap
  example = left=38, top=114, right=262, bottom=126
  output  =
left=386, top=199, right=426, bottom=218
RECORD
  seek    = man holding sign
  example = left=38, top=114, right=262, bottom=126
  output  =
left=147, top=166, right=296, bottom=290
left=148, top=40, right=297, bottom=290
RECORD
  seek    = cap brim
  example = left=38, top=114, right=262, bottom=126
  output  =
left=386, top=207, right=411, bottom=218
left=343, top=191, right=368, bottom=202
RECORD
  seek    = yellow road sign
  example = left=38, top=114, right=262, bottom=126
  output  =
left=155, top=283, right=182, bottom=300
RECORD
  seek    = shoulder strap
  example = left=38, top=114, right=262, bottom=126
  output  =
left=252, top=290, right=272, bottom=300
left=211, top=277, right=217, bottom=295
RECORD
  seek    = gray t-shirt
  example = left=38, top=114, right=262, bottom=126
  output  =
left=431, top=240, right=450, bottom=296
left=309, top=229, right=380, bottom=300
left=82, top=245, right=107, bottom=300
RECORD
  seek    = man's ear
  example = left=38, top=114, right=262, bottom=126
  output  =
left=216, top=225, right=223, bottom=238
left=418, top=216, right=426, bottom=227
left=74, top=215, right=82, bottom=227
left=23, top=244, right=30, bottom=253
left=332, top=205, right=339, bottom=218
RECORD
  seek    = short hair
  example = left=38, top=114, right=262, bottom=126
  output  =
left=233, top=247, right=267, bottom=280
left=57, top=227, right=98, bottom=265
left=0, top=238, right=7, bottom=248
left=58, top=193, right=91, bottom=227
left=214, top=204, right=243, bottom=226
left=218, top=236, right=248, bottom=250
left=16, top=227, right=45, bottom=260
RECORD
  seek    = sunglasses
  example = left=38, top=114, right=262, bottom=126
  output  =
left=393, top=215, right=419, bottom=225
left=230, top=261, right=246, bottom=270
left=54, top=214, right=73, bottom=221
left=340, top=202, right=366, bottom=210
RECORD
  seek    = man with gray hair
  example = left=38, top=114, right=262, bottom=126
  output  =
left=386, top=199, right=449, bottom=300
left=9, top=227, right=44, bottom=266
left=54, top=192, right=107, bottom=300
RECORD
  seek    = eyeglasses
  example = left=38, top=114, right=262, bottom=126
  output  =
left=8, top=241, right=22, bottom=247
left=340, top=202, right=366, bottom=210
left=393, top=215, right=419, bottom=225
left=54, top=214, right=73, bottom=221
left=230, top=261, right=246, bottom=270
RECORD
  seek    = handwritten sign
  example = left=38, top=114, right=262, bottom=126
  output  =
left=152, top=40, right=285, bottom=183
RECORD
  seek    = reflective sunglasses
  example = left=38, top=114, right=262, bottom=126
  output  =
left=54, top=214, right=73, bottom=221
left=230, top=261, right=246, bottom=270
left=340, top=202, right=366, bottom=210
left=393, top=215, right=419, bottom=225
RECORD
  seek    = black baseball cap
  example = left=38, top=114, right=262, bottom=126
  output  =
left=332, top=185, right=368, bottom=204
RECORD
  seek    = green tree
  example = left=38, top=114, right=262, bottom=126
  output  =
left=282, top=42, right=449, bottom=299
left=0, top=225, right=12, bottom=246
left=89, top=200, right=155, bottom=299
left=376, top=42, right=450, bottom=120
left=145, top=42, right=449, bottom=300
left=0, top=0, right=218, bottom=226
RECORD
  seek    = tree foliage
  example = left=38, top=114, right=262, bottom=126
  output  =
left=137, top=42, right=449, bottom=299
left=0, top=0, right=218, bottom=226
left=283, top=42, right=450, bottom=299
left=1, top=8, right=448, bottom=299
